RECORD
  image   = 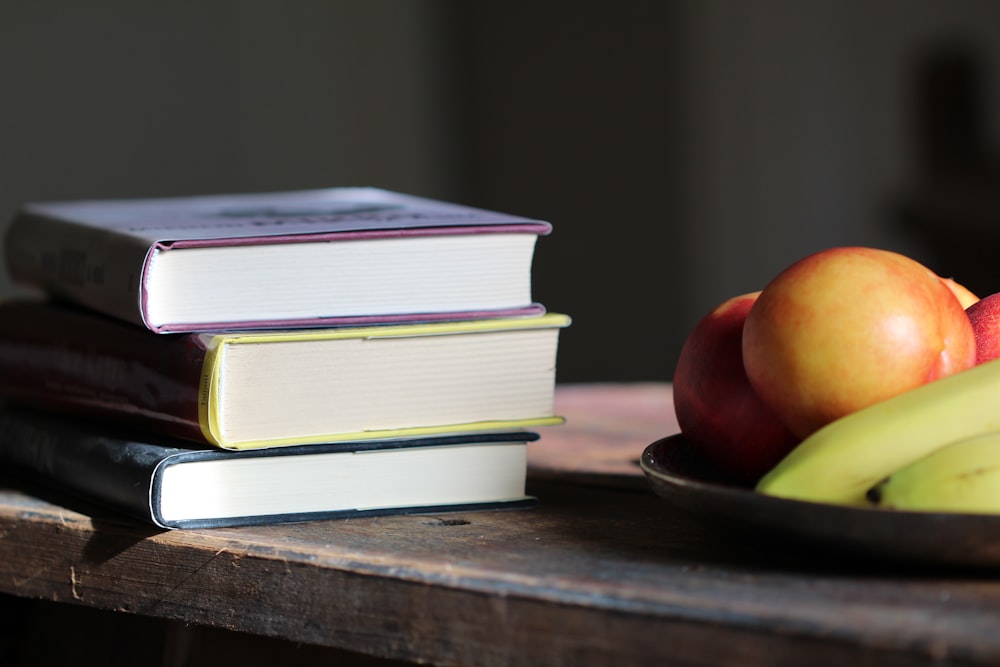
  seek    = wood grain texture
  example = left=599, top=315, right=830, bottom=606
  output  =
left=2, top=384, right=1000, bottom=666
left=529, top=382, right=678, bottom=489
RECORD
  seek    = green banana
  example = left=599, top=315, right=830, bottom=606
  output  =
left=755, top=357, right=1000, bottom=506
left=868, top=431, right=1000, bottom=514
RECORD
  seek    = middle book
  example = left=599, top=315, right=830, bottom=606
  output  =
left=0, top=300, right=569, bottom=450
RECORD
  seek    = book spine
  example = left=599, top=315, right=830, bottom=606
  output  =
left=0, top=409, right=171, bottom=526
left=0, top=303, right=210, bottom=444
left=4, top=211, right=152, bottom=328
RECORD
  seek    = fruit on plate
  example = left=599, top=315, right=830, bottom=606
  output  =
left=742, top=246, right=976, bottom=439
left=755, top=356, right=1000, bottom=506
left=673, top=292, right=799, bottom=483
left=867, top=431, right=1000, bottom=514
left=966, top=292, right=1000, bottom=364
left=940, top=276, right=980, bottom=309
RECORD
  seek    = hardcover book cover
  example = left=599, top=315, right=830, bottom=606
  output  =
left=5, top=187, right=551, bottom=332
left=0, top=407, right=539, bottom=529
left=0, top=300, right=570, bottom=449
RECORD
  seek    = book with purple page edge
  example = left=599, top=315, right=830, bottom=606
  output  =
left=5, top=187, right=550, bottom=333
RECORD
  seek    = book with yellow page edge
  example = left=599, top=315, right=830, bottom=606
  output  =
left=0, top=300, right=570, bottom=450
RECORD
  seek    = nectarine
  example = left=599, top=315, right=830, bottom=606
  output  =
left=941, top=276, right=980, bottom=309
left=742, top=247, right=976, bottom=439
left=673, top=292, right=799, bottom=483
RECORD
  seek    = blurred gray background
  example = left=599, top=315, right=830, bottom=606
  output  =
left=2, top=1, right=999, bottom=382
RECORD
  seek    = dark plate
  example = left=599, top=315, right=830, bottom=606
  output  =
left=640, top=434, right=1000, bottom=568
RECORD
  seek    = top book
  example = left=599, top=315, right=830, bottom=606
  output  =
left=4, top=188, right=551, bottom=333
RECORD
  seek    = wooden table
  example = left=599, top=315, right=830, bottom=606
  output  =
left=3, top=383, right=1000, bottom=666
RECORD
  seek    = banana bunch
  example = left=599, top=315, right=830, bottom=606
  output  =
left=755, top=357, right=1000, bottom=508
left=867, top=431, right=1000, bottom=513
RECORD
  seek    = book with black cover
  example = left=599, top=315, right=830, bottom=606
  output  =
left=0, top=408, right=538, bottom=529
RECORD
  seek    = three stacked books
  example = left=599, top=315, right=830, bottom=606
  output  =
left=0, top=188, right=569, bottom=528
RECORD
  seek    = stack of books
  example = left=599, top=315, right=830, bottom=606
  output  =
left=0, top=188, right=570, bottom=528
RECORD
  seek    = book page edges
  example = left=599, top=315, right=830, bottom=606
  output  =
left=140, top=230, right=553, bottom=333
left=198, top=315, right=569, bottom=448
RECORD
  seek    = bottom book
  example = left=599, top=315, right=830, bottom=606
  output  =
left=0, top=408, right=538, bottom=529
